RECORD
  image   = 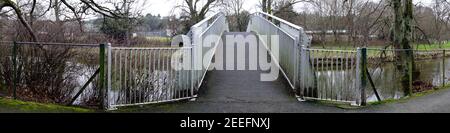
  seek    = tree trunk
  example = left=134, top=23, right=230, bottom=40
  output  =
left=393, top=0, right=417, bottom=96
left=262, top=0, right=267, bottom=13
left=54, top=0, right=65, bottom=42
left=1, top=0, right=37, bottom=42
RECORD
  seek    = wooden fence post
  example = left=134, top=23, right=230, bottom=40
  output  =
left=99, top=43, right=106, bottom=109
left=360, top=48, right=367, bottom=106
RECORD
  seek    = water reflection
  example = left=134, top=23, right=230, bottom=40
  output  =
left=314, top=57, right=450, bottom=102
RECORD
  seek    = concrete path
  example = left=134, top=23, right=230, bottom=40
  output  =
left=357, top=88, right=450, bottom=113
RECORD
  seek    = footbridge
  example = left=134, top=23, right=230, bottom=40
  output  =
left=106, top=12, right=365, bottom=110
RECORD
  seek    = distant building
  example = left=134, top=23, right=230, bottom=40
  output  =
left=305, top=30, right=379, bottom=43
left=305, top=30, right=349, bottom=35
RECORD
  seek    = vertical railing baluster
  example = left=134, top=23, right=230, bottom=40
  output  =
left=152, top=50, right=156, bottom=102
left=114, top=48, right=118, bottom=106
left=164, top=49, right=168, bottom=101
left=311, top=50, right=315, bottom=98
left=330, top=51, right=334, bottom=101
left=322, top=51, right=326, bottom=100
left=443, top=50, right=446, bottom=87
left=317, top=50, right=321, bottom=99
left=12, top=41, right=17, bottom=100
left=128, top=49, right=132, bottom=104
left=106, top=43, right=112, bottom=109
left=120, top=49, right=123, bottom=104
left=134, top=49, right=137, bottom=103
left=158, top=49, right=162, bottom=101
left=355, top=48, right=360, bottom=105
left=169, top=49, right=173, bottom=100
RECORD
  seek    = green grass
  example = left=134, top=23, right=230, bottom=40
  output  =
left=415, top=42, right=450, bottom=50
left=368, top=84, right=450, bottom=106
left=309, top=43, right=450, bottom=60
left=146, top=36, right=171, bottom=43
left=314, top=84, right=450, bottom=109
left=312, top=42, right=450, bottom=51
left=0, top=97, right=95, bottom=113
left=109, top=101, right=188, bottom=113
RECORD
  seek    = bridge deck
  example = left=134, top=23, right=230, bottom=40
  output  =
left=198, top=32, right=293, bottom=103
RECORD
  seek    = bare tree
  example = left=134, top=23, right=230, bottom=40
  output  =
left=223, top=0, right=249, bottom=31
left=0, top=0, right=139, bottom=42
left=0, top=0, right=37, bottom=41
left=260, top=0, right=309, bottom=14
left=430, top=0, right=450, bottom=47
left=178, top=0, right=222, bottom=33
left=352, top=0, right=389, bottom=47
left=392, top=0, right=416, bottom=96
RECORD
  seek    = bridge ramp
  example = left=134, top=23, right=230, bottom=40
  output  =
left=198, top=32, right=295, bottom=103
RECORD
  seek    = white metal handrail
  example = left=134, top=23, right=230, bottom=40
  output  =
left=247, top=12, right=313, bottom=99
left=107, top=12, right=228, bottom=109
left=255, top=11, right=303, bottom=31
left=189, top=12, right=229, bottom=91
left=254, top=11, right=310, bottom=47
left=108, top=47, right=194, bottom=109
left=301, top=48, right=361, bottom=105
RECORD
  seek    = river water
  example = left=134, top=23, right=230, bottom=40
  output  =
left=314, top=57, right=450, bottom=102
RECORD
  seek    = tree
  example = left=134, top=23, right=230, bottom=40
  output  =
left=430, top=0, right=450, bottom=47
left=392, top=0, right=416, bottom=96
left=97, top=0, right=145, bottom=45
left=178, top=0, right=221, bottom=33
left=223, top=0, right=249, bottom=31
left=261, top=0, right=306, bottom=14
left=0, top=0, right=37, bottom=41
left=142, top=14, right=164, bottom=31
left=351, top=0, right=389, bottom=47
left=261, top=0, right=272, bottom=14
left=100, top=17, right=133, bottom=44
left=0, top=0, right=137, bottom=42
left=307, top=0, right=349, bottom=46
left=273, top=0, right=298, bottom=23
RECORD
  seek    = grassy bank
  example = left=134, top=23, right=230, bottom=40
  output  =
left=0, top=97, right=95, bottom=113
left=368, top=85, right=450, bottom=106
left=312, top=42, right=450, bottom=50
left=316, top=84, right=450, bottom=109
left=146, top=36, right=171, bottom=43
left=415, top=42, right=450, bottom=50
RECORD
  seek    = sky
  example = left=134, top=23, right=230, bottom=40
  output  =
left=144, top=0, right=434, bottom=17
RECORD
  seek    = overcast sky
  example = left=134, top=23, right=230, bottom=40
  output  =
left=144, top=0, right=433, bottom=17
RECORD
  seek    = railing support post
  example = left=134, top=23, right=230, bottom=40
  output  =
left=106, top=43, right=112, bottom=110
left=443, top=50, right=446, bottom=87
left=99, top=43, right=106, bottom=109
left=12, top=41, right=17, bottom=100
left=359, top=48, right=367, bottom=106
left=298, top=45, right=306, bottom=100
left=190, top=44, right=195, bottom=100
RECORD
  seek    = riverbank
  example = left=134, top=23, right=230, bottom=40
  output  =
left=2, top=86, right=450, bottom=113
left=369, top=85, right=450, bottom=105
left=312, top=42, right=450, bottom=50
left=0, top=97, right=94, bottom=113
